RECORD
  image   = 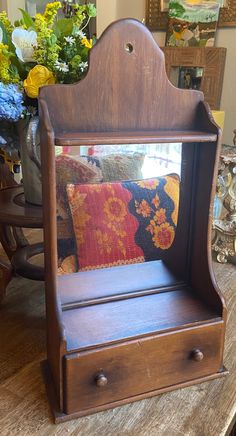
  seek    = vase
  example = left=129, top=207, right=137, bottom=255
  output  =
left=17, top=116, right=42, bottom=205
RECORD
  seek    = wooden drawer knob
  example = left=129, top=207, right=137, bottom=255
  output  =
left=95, top=373, right=108, bottom=387
left=191, top=348, right=204, bottom=362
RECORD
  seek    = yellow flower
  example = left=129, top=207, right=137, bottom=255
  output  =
left=24, top=65, right=55, bottom=98
left=0, top=43, right=10, bottom=83
left=44, top=2, right=62, bottom=25
left=0, top=11, right=13, bottom=34
left=0, top=43, right=19, bottom=83
left=81, top=38, right=93, bottom=49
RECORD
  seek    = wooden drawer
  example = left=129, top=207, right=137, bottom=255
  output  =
left=63, top=322, right=224, bottom=414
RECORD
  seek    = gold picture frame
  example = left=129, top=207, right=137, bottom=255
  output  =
left=146, top=0, right=236, bottom=31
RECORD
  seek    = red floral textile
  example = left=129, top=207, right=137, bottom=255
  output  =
left=67, top=176, right=179, bottom=271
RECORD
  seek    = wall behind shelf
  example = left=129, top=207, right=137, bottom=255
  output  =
left=97, top=0, right=236, bottom=146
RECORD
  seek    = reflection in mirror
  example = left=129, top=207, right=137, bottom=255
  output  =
left=170, top=66, right=204, bottom=90
left=55, top=143, right=182, bottom=276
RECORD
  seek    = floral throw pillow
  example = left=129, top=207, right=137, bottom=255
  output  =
left=67, top=176, right=180, bottom=271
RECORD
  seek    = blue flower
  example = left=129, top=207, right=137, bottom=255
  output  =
left=0, top=83, right=25, bottom=122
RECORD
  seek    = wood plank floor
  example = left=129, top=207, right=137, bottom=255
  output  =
left=0, top=238, right=236, bottom=435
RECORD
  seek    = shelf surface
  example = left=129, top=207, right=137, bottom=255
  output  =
left=58, top=260, right=183, bottom=308
left=59, top=260, right=220, bottom=352
left=55, top=130, right=217, bottom=146
left=62, top=288, right=220, bottom=352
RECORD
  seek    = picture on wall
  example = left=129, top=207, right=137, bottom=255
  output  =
left=165, top=0, right=221, bottom=47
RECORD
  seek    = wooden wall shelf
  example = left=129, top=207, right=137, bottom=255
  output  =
left=54, top=130, right=218, bottom=146
left=39, top=19, right=227, bottom=423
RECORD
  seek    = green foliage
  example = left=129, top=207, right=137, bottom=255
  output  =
left=70, top=54, right=81, bottom=70
left=19, top=9, right=35, bottom=29
left=54, top=18, right=74, bottom=38
left=0, top=21, right=15, bottom=53
left=86, top=4, right=97, bottom=18
left=0, top=22, right=8, bottom=44
left=0, top=3, right=97, bottom=91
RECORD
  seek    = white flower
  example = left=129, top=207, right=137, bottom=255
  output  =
left=74, top=29, right=86, bottom=39
left=79, top=61, right=88, bottom=72
left=64, top=36, right=75, bottom=45
left=12, top=28, right=37, bottom=63
left=55, top=61, right=69, bottom=73
left=0, top=28, right=3, bottom=44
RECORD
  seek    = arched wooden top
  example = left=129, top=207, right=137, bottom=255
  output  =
left=39, top=19, right=205, bottom=135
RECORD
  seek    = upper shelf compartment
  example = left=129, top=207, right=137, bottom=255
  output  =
left=39, top=20, right=219, bottom=139
left=55, top=130, right=217, bottom=147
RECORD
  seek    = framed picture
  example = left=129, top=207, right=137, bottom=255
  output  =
left=165, top=1, right=220, bottom=47
left=146, top=0, right=236, bottom=30
left=162, top=47, right=226, bottom=109
left=219, top=0, right=236, bottom=26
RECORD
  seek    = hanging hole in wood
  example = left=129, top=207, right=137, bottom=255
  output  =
left=125, top=43, right=133, bottom=53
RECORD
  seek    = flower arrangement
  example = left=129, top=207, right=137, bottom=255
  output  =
left=0, top=2, right=96, bottom=149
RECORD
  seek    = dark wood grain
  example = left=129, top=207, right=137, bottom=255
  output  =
left=64, top=322, right=224, bottom=414
left=58, top=260, right=183, bottom=307
left=0, top=186, right=44, bottom=298
left=0, top=186, right=42, bottom=228
left=55, top=130, right=217, bottom=146
left=0, top=259, right=12, bottom=302
left=0, top=161, right=18, bottom=190
left=40, top=20, right=204, bottom=136
left=40, top=98, right=67, bottom=411
left=0, top=258, right=232, bottom=433
left=62, top=289, right=220, bottom=352
left=38, top=18, right=227, bottom=420
left=11, top=242, right=44, bottom=281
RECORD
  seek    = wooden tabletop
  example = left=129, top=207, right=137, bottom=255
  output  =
left=0, top=186, right=43, bottom=228
left=0, top=257, right=235, bottom=435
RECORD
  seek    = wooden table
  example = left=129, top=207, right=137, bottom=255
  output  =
left=0, top=185, right=44, bottom=302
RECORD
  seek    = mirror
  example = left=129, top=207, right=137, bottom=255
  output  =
left=55, top=143, right=182, bottom=276
left=170, top=66, right=204, bottom=90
